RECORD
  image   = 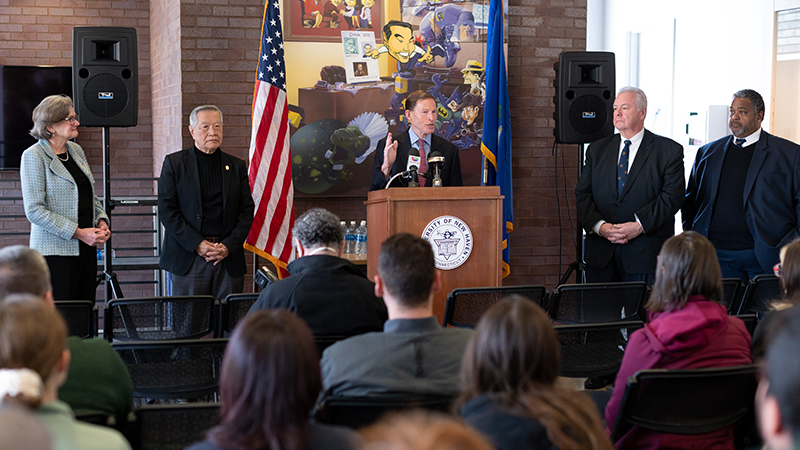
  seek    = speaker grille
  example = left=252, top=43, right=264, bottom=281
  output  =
left=83, top=74, right=128, bottom=118
left=567, top=94, right=609, bottom=136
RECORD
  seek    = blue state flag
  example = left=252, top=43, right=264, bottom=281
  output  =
left=481, top=0, right=513, bottom=278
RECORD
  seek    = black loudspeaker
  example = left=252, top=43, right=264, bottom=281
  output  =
left=553, top=52, right=615, bottom=144
left=72, top=27, right=138, bottom=127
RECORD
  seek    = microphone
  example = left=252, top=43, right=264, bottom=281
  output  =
left=406, top=147, right=420, bottom=187
left=427, top=151, right=445, bottom=187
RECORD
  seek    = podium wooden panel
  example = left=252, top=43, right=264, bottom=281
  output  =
left=365, top=186, right=503, bottom=323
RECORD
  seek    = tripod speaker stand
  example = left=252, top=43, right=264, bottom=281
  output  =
left=73, top=26, right=139, bottom=302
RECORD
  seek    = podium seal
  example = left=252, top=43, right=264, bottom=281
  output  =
left=421, top=215, right=473, bottom=270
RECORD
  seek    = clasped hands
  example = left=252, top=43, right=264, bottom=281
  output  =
left=74, top=220, right=111, bottom=247
left=196, top=240, right=229, bottom=265
left=598, top=221, right=643, bottom=245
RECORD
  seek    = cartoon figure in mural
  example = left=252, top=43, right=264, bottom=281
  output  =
left=291, top=112, right=389, bottom=194
left=450, top=93, right=482, bottom=149
left=343, top=0, right=359, bottom=29
left=321, top=0, right=345, bottom=29
left=461, top=60, right=485, bottom=101
left=428, top=73, right=464, bottom=133
left=359, top=0, right=374, bottom=29
left=416, top=3, right=476, bottom=68
left=365, top=20, right=433, bottom=110
left=301, top=0, right=325, bottom=28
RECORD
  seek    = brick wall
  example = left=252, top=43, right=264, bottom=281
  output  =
left=0, top=0, right=155, bottom=299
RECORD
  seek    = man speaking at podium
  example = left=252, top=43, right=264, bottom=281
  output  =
left=369, top=91, right=463, bottom=190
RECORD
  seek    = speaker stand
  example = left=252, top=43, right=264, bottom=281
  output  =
left=100, top=126, right=123, bottom=301
left=558, top=141, right=587, bottom=285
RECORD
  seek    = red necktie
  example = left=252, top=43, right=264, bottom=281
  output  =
left=418, top=139, right=427, bottom=187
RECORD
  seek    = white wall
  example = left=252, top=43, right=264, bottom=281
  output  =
left=587, top=0, right=775, bottom=143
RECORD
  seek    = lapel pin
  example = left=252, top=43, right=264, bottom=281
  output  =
left=225, top=165, right=230, bottom=170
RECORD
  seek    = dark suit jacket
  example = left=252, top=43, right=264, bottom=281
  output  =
left=158, top=146, right=255, bottom=277
left=575, top=130, right=685, bottom=275
left=369, top=130, right=463, bottom=190
left=683, top=131, right=800, bottom=272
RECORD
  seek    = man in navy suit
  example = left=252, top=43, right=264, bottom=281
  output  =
left=683, top=89, right=800, bottom=282
left=158, top=105, right=255, bottom=299
left=370, top=90, right=463, bottom=190
left=576, top=87, right=685, bottom=284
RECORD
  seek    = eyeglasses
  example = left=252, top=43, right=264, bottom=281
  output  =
left=774, top=263, right=782, bottom=277
left=62, top=115, right=79, bottom=125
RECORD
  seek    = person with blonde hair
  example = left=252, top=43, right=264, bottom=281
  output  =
left=361, top=411, right=494, bottom=450
left=457, top=296, right=613, bottom=450
left=752, top=238, right=800, bottom=359
left=0, top=295, right=130, bottom=450
left=605, top=231, right=752, bottom=449
left=20, top=94, right=110, bottom=301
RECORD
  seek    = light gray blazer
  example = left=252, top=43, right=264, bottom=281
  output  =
left=20, top=139, right=108, bottom=256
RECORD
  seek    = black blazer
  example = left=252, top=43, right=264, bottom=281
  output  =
left=683, top=131, right=800, bottom=272
left=575, top=130, right=685, bottom=275
left=369, top=130, right=463, bottom=190
left=158, top=147, right=255, bottom=277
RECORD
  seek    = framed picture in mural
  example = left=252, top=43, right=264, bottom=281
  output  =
left=285, top=0, right=384, bottom=42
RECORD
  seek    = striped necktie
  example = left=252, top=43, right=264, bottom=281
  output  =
left=418, top=139, right=427, bottom=187
left=735, top=138, right=746, bottom=147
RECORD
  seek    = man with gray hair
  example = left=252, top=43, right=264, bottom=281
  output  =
left=158, top=105, right=255, bottom=299
left=684, top=89, right=800, bottom=282
left=0, top=246, right=133, bottom=427
left=576, top=86, right=685, bottom=285
left=249, top=207, right=387, bottom=336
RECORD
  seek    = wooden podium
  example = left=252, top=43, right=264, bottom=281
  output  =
left=365, top=186, right=503, bottom=323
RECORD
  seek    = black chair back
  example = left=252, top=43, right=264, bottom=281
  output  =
left=555, top=320, right=644, bottom=378
left=55, top=300, right=98, bottom=338
left=315, top=335, right=349, bottom=357
left=443, top=285, right=548, bottom=328
left=549, top=282, right=647, bottom=324
left=315, top=394, right=455, bottom=429
left=104, top=296, right=217, bottom=341
left=738, top=275, right=781, bottom=315
left=721, top=278, right=745, bottom=314
left=734, top=314, right=759, bottom=336
left=219, top=293, right=259, bottom=335
left=610, top=364, right=758, bottom=442
left=129, top=403, right=220, bottom=450
left=113, top=339, right=228, bottom=401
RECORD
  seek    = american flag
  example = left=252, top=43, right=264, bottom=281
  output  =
left=244, top=0, right=295, bottom=276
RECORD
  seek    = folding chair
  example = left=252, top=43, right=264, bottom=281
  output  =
left=218, top=293, right=259, bottom=335
left=128, top=403, right=220, bottom=450
left=315, top=335, right=349, bottom=356
left=738, top=275, right=781, bottom=315
left=315, top=394, right=456, bottom=429
left=104, top=296, right=217, bottom=341
left=55, top=300, right=98, bottom=338
left=443, top=285, right=548, bottom=328
left=549, top=282, right=648, bottom=324
left=722, top=278, right=745, bottom=314
left=733, top=314, right=758, bottom=336
left=555, top=320, right=644, bottom=378
left=113, top=339, right=228, bottom=402
left=610, top=365, right=758, bottom=443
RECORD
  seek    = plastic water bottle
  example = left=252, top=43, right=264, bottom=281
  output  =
left=344, top=220, right=357, bottom=256
left=355, top=220, right=367, bottom=256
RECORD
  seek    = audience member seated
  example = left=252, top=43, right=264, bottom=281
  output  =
left=605, top=231, right=752, bottom=449
left=321, top=233, right=472, bottom=397
left=756, top=306, right=800, bottom=450
left=0, top=404, right=52, bottom=450
left=249, top=208, right=387, bottom=336
left=0, top=295, right=131, bottom=450
left=457, top=295, right=614, bottom=450
left=0, top=246, right=133, bottom=426
left=360, top=411, right=494, bottom=450
left=186, top=309, right=361, bottom=450
left=752, top=238, right=800, bottom=360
